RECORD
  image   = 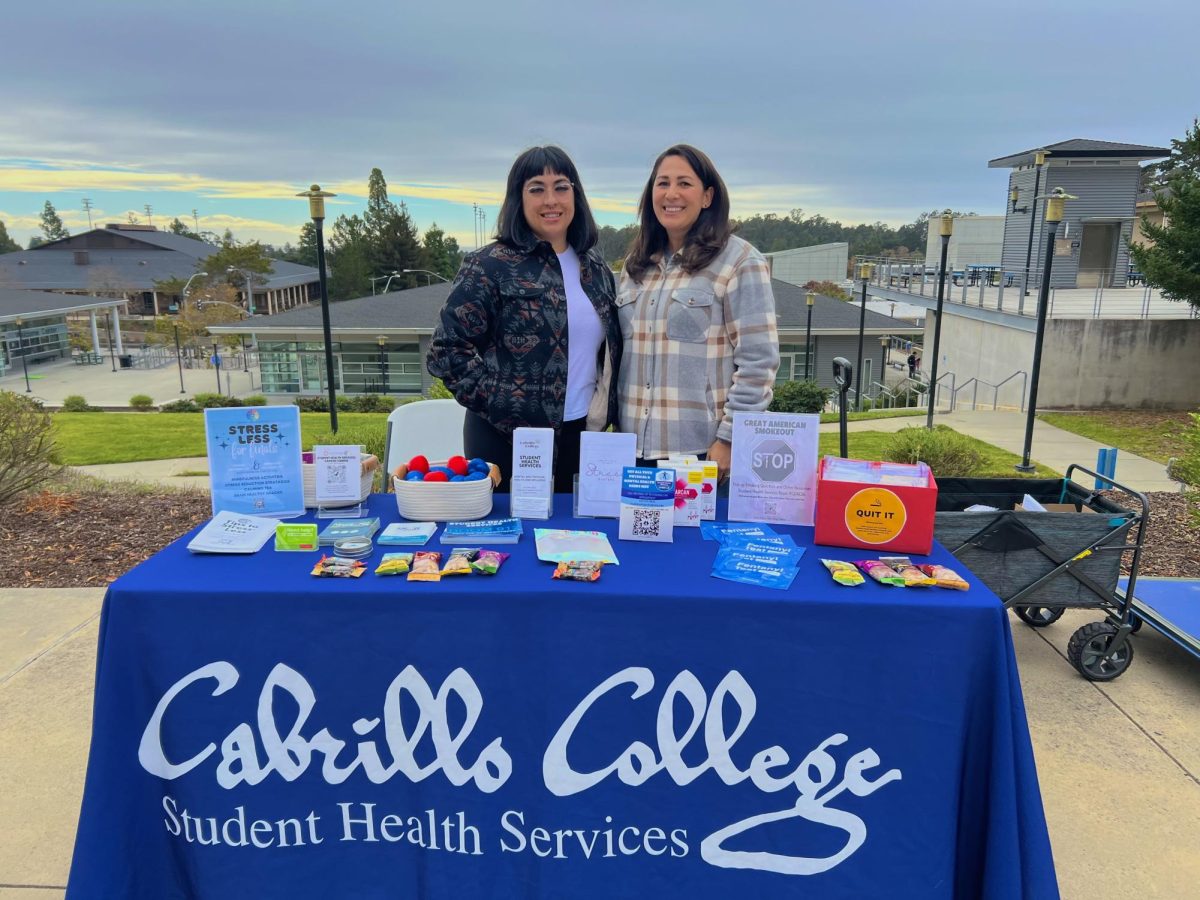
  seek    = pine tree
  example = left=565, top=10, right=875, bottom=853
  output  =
left=39, top=201, right=69, bottom=242
left=0, top=220, right=19, bottom=253
left=1130, top=118, right=1200, bottom=311
left=422, top=223, right=463, bottom=280
left=328, top=213, right=373, bottom=300
left=363, top=168, right=425, bottom=287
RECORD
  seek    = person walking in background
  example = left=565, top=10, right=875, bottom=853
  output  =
left=907, top=351, right=917, bottom=378
left=617, top=144, right=779, bottom=479
left=426, top=146, right=621, bottom=492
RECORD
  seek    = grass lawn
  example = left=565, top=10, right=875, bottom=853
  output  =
left=1039, top=410, right=1196, bottom=464
left=52, top=412, right=389, bottom=465
left=818, top=432, right=1057, bottom=478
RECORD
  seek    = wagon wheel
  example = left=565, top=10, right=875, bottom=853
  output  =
left=1014, top=605, right=1065, bottom=628
left=1067, top=621, right=1135, bottom=681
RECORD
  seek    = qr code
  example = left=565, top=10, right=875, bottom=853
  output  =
left=633, top=508, right=660, bottom=537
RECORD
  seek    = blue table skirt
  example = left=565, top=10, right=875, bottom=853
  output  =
left=67, top=496, right=1057, bottom=899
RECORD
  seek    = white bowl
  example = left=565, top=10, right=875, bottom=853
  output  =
left=391, top=460, right=500, bottom=521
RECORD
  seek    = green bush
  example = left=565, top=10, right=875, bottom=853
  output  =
left=303, top=423, right=389, bottom=488
left=1174, top=412, right=1200, bottom=486
left=348, top=394, right=396, bottom=413
left=242, top=394, right=268, bottom=407
left=62, top=394, right=94, bottom=412
left=883, top=425, right=984, bottom=477
left=294, top=396, right=329, bottom=412
left=769, top=380, right=831, bottom=414
left=0, top=392, right=61, bottom=504
left=193, top=393, right=242, bottom=408
left=129, top=394, right=155, bottom=411
left=159, top=399, right=201, bottom=413
left=426, top=379, right=453, bottom=400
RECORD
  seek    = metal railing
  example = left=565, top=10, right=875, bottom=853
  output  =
left=948, top=370, right=1028, bottom=412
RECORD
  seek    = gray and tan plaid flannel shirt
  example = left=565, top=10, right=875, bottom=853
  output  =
left=616, top=234, right=779, bottom=458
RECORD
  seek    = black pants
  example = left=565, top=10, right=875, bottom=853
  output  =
left=464, top=411, right=586, bottom=494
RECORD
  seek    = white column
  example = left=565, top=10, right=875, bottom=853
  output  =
left=89, top=310, right=100, bottom=353
left=112, top=306, right=125, bottom=355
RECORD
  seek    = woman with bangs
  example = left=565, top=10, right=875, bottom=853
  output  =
left=427, top=146, right=621, bottom=492
left=617, top=144, right=779, bottom=478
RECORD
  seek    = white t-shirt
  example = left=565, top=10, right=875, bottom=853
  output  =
left=557, top=247, right=604, bottom=421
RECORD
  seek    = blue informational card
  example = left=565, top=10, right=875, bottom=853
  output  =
left=204, top=406, right=305, bottom=518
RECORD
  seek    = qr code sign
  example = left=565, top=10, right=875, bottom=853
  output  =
left=633, top=508, right=660, bottom=537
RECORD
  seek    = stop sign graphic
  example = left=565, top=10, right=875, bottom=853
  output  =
left=751, top=439, right=796, bottom=482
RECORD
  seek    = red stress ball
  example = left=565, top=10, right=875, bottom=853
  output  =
left=424, top=471, right=449, bottom=482
left=407, top=455, right=430, bottom=474
left=446, top=455, right=469, bottom=476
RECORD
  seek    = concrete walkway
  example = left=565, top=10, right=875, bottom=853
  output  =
left=3, top=588, right=1197, bottom=898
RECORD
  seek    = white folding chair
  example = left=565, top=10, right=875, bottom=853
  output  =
left=382, top=399, right=468, bottom=487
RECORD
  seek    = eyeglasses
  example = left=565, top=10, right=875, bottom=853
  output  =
left=524, top=181, right=573, bottom=197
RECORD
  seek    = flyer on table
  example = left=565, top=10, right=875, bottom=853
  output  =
left=727, top=411, right=819, bottom=526
left=204, top=406, right=305, bottom=518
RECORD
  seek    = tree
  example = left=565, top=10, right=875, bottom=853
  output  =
left=363, top=168, right=425, bottom=287
left=422, top=223, right=463, bottom=280
left=597, top=223, right=638, bottom=265
left=167, top=218, right=203, bottom=240
left=39, top=201, right=69, bottom=243
left=803, top=279, right=851, bottom=302
left=145, top=282, right=244, bottom=349
left=328, top=213, right=373, bottom=300
left=1130, top=118, right=1200, bottom=311
left=0, top=220, right=19, bottom=253
left=197, top=242, right=275, bottom=310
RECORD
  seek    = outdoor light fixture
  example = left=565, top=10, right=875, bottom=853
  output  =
left=1021, top=150, right=1049, bottom=296
left=925, top=212, right=954, bottom=428
left=1009, top=186, right=1029, bottom=215
left=402, top=268, right=451, bottom=284
left=297, top=184, right=339, bottom=433
left=854, top=264, right=871, bottom=411
left=879, top=334, right=890, bottom=368
left=804, top=291, right=815, bottom=380
left=376, top=335, right=389, bottom=392
left=370, top=272, right=401, bottom=295
left=173, top=323, right=185, bottom=394
left=182, top=272, right=208, bottom=312
left=1017, top=187, right=1077, bottom=472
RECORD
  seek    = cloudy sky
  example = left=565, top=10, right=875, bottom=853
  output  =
left=1, top=0, right=1194, bottom=251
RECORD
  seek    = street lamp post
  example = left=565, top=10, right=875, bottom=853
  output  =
left=854, top=263, right=870, bottom=411
left=173, top=324, right=186, bottom=393
left=926, top=212, right=954, bottom=429
left=402, top=268, right=451, bottom=284
left=241, top=335, right=249, bottom=373
left=212, top=342, right=222, bottom=394
left=181, top=272, right=208, bottom=312
left=105, top=313, right=116, bottom=372
left=1017, top=188, right=1076, bottom=472
left=377, top=335, right=388, bottom=393
left=880, top=334, right=890, bottom=369
left=804, top=291, right=815, bottom=381
left=371, top=272, right=401, bottom=295
left=297, top=184, right=339, bottom=434
left=13, top=318, right=31, bottom=392
left=1021, top=150, right=1048, bottom=296
left=228, top=267, right=256, bottom=314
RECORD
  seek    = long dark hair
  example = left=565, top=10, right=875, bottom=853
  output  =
left=495, top=145, right=598, bottom=253
left=624, top=144, right=733, bottom=283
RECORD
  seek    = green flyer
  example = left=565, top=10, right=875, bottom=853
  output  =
left=275, top=523, right=318, bottom=552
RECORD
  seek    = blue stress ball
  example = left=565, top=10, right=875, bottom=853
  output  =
left=450, top=475, right=466, bottom=482
left=404, top=471, right=425, bottom=481
left=468, top=457, right=487, bottom=470
left=430, top=466, right=455, bottom=477
left=464, top=470, right=487, bottom=481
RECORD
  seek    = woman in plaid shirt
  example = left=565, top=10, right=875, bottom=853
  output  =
left=618, top=145, right=780, bottom=478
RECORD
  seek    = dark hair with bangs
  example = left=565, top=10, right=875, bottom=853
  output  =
left=495, top=146, right=598, bottom=254
left=624, top=144, right=733, bottom=283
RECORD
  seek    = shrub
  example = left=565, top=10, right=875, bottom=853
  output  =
left=0, top=392, right=61, bottom=504
left=159, top=399, right=201, bottom=413
left=883, top=425, right=984, bottom=477
left=304, top=423, right=389, bottom=488
left=426, top=379, right=453, bottom=400
left=770, top=380, right=830, bottom=414
left=242, top=394, right=268, bottom=407
left=1174, top=412, right=1200, bottom=487
left=349, top=394, right=396, bottom=413
left=129, top=394, right=155, bottom=411
left=294, top=396, right=329, bottom=412
left=193, top=392, right=242, bottom=408
left=62, top=394, right=94, bottom=412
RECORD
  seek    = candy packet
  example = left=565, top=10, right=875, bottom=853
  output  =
left=471, top=550, right=510, bottom=575
left=854, top=560, right=905, bottom=586
left=442, top=547, right=480, bottom=575
left=311, top=556, right=366, bottom=578
left=821, top=559, right=865, bottom=586
left=553, top=560, right=604, bottom=582
left=407, top=551, right=443, bottom=582
left=375, top=553, right=415, bottom=576
left=917, top=564, right=971, bottom=591
left=879, top=556, right=937, bottom=587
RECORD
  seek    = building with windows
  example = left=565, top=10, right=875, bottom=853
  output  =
left=0, top=224, right=319, bottom=316
left=764, top=242, right=849, bottom=286
left=207, top=281, right=915, bottom=399
left=0, top=287, right=126, bottom=376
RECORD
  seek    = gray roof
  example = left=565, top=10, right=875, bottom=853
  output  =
left=0, top=287, right=125, bottom=324
left=210, top=279, right=911, bottom=338
left=0, top=227, right=318, bottom=292
left=989, top=138, right=1170, bottom=168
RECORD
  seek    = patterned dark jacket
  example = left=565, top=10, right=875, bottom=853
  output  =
left=426, top=239, right=622, bottom=436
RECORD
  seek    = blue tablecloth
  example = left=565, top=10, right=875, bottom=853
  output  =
left=67, top=496, right=1057, bottom=899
